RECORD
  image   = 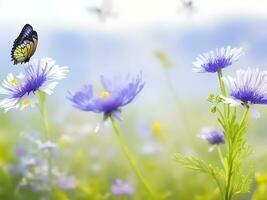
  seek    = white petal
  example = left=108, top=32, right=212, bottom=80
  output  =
left=220, top=96, right=241, bottom=107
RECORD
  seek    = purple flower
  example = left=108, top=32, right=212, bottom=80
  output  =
left=56, top=176, right=76, bottom=190
left=193, top=46, right=243, bottom=73
left=223, top=68, right=267, bottom=105
left=38, top=141, right=57, bottom=151
left=68, top=73, right=144, bottom=120
left=111, top=179, right=134, bottom=196
left=200, top=128, right=225, bottom=146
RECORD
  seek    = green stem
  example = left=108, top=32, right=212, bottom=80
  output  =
left=217, top=70, right=227, bottom=97
left=217, top=70, right=233, bottom=200
left=110, top=116, right=157, bottom=199
left=240, top=106, right=250, bottom=127
left=225, top=106, right=249, bottom=200
left=218, top=69, right=228, bottom=119
left=217, top=146, right=226, bottom=170
left=225, top=154, right=233, bottom=200
left=38, top=91, right=53, bottom=190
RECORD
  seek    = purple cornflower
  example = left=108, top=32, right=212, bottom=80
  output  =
left=193, top=46, right=243, bottom=73
left=0, top=58, right=68, bottom=111
left=68, top=73, right=144, bottom=120
left=223, top=68, right=267, bottom=105
left=111, top=179, right=134, bottom=196
left=200, top=128, right=224, bottom=151
left=56, top=176, right=76, bottom=190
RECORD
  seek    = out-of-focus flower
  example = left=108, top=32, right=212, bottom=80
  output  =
left=111, top=179, right=134, bottom=196
left=151, top=122, right=162, bottom=135
left=150, top=122, right=165, bottom=142
left=68, top=73, right=144, bottom=121
left=141, top=140, right=162, bottom=155
left=38, top=141, right=57, bottom=151
left=58, top=135, right=73, bottom=148
left=192, top=46, right=243, bottom=73
left=0, top=58, right=68, bottom=111
left=252, top=173, right=267, bottom=199
left=56, top=176, right=76, bottom=190
left=9, top=133, right=74, bottom=192
left=256, top=173, right=267, bottom=185
left=91, top=163, right=102, bottom=173
left=200, top=128, right=224, bottom=152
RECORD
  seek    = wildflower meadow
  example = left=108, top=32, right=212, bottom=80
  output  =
left=0, top=0, right=267, bottom=200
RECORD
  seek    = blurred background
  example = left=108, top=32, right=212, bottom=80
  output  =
left=0, top=0, right=267, bottom=199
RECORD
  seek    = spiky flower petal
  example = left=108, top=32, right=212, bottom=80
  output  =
left=193, top=46, right=243, bottom=73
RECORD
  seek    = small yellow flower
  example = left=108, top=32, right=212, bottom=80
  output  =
left=256, top=173, right=267, bottom=184
left=151, top=122, right=165, bottom=142
left=151, top=123, right=162, bottom=134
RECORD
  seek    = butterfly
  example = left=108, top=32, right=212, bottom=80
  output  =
left=177, top=0, right=195, bottom=16
left=87, top=0, right=117, bottom=22
left=11, top=24, right=38, bottom=64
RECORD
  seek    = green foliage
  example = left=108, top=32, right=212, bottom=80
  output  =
left=173, top=154, right=224, bottom=194
left=174, top=70, right=254, bottom=200
left=207, top=94, right=222, bottom=104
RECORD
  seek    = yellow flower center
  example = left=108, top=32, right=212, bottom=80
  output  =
left=100, top=91, right=110, bottom=98
left=151, top=122, right=162, bottom=135
left=10, top=79, right=17, bottom=85
left=22, top=99, right=30, bottom=106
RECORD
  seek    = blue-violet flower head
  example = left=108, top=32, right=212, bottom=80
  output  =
left=193, top=46, right=243, bottom=73
left=200, top=128, right=225, bottom=145
left=67, top=73, right=144, bottom=120
left=223, top=68, right=267, bottom=105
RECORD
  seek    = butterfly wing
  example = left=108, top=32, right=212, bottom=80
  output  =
left=11, top=24, right=38, bottom=64
left=25, top=31, right=38, bottom=59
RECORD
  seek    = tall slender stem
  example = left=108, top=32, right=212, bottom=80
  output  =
left=225, top=106, right=249, bottom=200
left=110, top=115, right=157, bottom=199
left=217, top=70, right=250, bottom=200
left=38, top=91, right=53, bottom=189
left=217, top=70, right=232, bottom=200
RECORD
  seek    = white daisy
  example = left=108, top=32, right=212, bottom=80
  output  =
left=0, top=57, right=68, bottom=112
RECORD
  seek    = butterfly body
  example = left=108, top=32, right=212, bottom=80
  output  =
left=11, top=24, right=38, bottom=64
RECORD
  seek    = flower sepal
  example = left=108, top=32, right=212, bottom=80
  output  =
left=104, top=109, right=123, bottom=122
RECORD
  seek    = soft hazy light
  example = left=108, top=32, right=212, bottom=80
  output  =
left=0, top=0, right=266, bottom=30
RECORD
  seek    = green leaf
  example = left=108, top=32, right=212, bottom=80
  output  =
left=210, top=105, right=217, bottom=113
left=173, top=154, right=224, bottom=194
left=173, top=154, right=216, bottom=175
